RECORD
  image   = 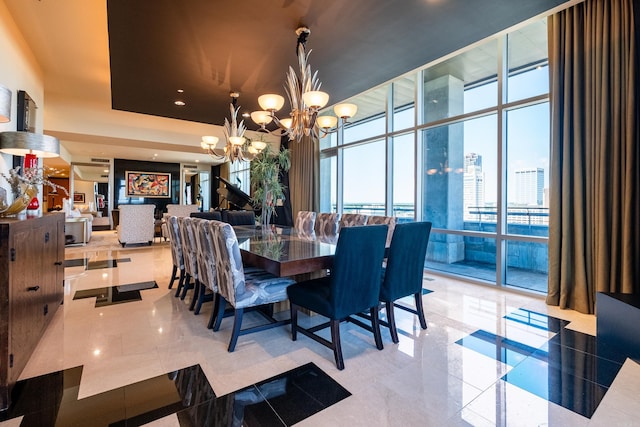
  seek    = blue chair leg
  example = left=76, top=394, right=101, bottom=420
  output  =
left=213, top=296, right=227, bottom=332
left=370, top=307, right=384, bottom=350
left=330, top=319, right=344, bottom=370
left=189, top=279, right=200, bottom=311
left=385, top=301, right=399, bottom=343
left=174, top=270, right=185, bottom=297
left=290, top=304, right=299, bottom=341
left=180, top=273, right=192, bottom=300
left=414, top=293, right=427, bottom=329
left=194, top=283, right=212, bottom=315
left=208, top=293, right=220, bottom=329
left=228, top=308, right=244, bottom=352
left=168, top=265, right=177, bottom=289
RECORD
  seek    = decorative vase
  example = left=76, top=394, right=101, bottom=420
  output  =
left=0, top=185, right=38, bottom=217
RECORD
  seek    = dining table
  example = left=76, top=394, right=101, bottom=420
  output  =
left=233, top=225, right=338, bottom=277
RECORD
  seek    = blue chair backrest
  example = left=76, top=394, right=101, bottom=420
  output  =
left=380, top=222, right=432, bottom=302
left=330, top=225, right=388, bottom=319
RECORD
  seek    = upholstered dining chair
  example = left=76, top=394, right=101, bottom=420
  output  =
left=366, top=215, right=397, bottom=247
left=339, top=213, right=368, bottom=229
left=294, top=211, right=317, bottom=234
left=314, top=212, right=340, bottom=236
left=378, top=221, right=432, bottom=343
left=287, top=225, right=388, bottom=370
left=166, top=216, right=185, bottom=292
left=177, top=216, right=200, bottom=309
left=192, top=218, right=217, bottom=316
left=209, top=220, right=296, bottom=352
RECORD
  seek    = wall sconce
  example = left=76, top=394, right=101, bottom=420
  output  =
left=0, top=85, right=11, bottom=123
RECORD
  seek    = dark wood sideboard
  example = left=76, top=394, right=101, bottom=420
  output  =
left=0, top=213, right=65, bottom=410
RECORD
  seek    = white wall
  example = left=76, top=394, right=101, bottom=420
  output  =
left=73, top=180, right=95, bottom=208
left=0, top=0, right=44, bottom=200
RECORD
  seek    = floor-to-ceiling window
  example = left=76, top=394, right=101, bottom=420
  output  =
left=319, top=19, right=549, bottom=293
left=229, top=160, right=251, bottom=195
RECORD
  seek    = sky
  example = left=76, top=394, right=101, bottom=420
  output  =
left=335, top=65, right=550, bottom=207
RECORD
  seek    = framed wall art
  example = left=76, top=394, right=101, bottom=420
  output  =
left=125, top=171, right=171, bottom=198
left=73, top=193, right=85, bottom=203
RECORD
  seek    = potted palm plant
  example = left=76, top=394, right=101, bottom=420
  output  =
left=250, top=144, right=291, bottom=228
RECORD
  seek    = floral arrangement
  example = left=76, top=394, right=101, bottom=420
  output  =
left=1, top=165, right=69, bottom=200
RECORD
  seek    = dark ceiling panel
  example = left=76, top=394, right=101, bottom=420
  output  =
left=107, top=0, right=569, bottom=127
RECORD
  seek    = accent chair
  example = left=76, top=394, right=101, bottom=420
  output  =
left=287, top=225, right=388, bottom=370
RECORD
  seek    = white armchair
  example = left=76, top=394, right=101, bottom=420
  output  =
left=117, top=204, right=155, bottom=247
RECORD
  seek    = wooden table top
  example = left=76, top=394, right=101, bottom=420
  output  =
left=234, top=225, right=338, bottom=277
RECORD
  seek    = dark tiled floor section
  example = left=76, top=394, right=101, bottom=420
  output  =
left=64, top=257, right=88, bottom=268
left=73, top=282, right=158, bottom=307
left=0, top=363, right=349, bottom=426
left=456, top=308, right=625, bottom=419
left=64, top=257, right=131, bottom=269
left=87, top=258, right=131, bottom=270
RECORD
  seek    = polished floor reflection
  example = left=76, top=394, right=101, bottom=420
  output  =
left=1, top=230, right=638, bottom=426
left=0, top=362, right=347, bottom=426
left=456, top=309, right=624, bottom=418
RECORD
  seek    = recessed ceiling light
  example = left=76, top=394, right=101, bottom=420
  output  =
left=174, top=100, right=185, bottom=106
left=195, top=159, right=200, bottom=163
left=177, top=89, right=184, bottom=93
left=103, top=169, right=109, bottom=173
left=153, top=153, right=158, bottom=157
left=242, top=112, right=250, bottom=118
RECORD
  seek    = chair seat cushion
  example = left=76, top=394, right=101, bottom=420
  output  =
left=235, top=269, right=295, bottom=309
left=287, top=277, right=335, bottom=318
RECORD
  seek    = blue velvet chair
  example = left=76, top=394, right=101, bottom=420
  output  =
left=287, top=225, right=388, bottom=370
left=366, top=215, right=397, bottom=247
left=209, top=220, right=296, bottom=352
left=379, top=221, right=432, bottom=343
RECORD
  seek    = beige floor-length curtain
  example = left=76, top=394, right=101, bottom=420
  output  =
left=547, top=0, right=640, bottom=314
left=288, top=135, right=319, bottom=218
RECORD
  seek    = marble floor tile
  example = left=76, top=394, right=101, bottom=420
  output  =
left=1, top=230, right=637, bottom=425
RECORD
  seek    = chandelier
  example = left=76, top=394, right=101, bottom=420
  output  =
left=251, top=27, right=358, bottom=141
left=201, top=93, right=267, bottom=163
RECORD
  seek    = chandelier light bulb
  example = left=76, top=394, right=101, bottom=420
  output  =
left=250, top=110, right=273, bottom=126
left=334, top=103, right=358, bottom=119
left=229, top=136, right=245, bottom=146
left=279, top=118, right=293, bottom=129
left=316, top=115, right=338, bottom=129
left=302, top=90, right=329, bottom=109
left=252, top=140, right=267, bottom=151
left=202, top=135, right=219, bottom=145
left=258, top=94, right=285, bottom=112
